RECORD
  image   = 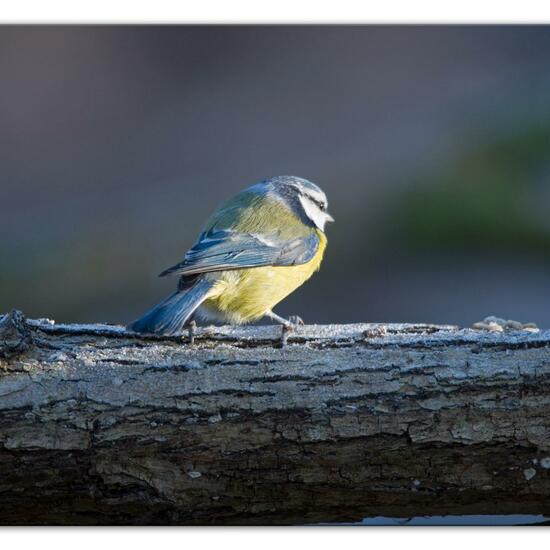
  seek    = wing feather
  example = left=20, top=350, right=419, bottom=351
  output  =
left=159, top=230, right=319, bottom=277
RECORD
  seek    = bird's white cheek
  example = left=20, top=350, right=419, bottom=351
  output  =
left=299, top=196, right=327, bottom=230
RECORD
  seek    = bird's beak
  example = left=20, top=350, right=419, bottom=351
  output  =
left=325, top=212, right=335, bottom=223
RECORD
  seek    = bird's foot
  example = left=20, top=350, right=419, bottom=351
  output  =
left=280, top=323, right=293, bottom=347
left=287, top=315, right=304, bottom=326
left=275, top=315, right=305, bottom=347
left=264, top=311, right=304, bottom=347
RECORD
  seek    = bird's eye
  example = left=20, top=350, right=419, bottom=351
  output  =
left=305, top=193, right=326, bottom=211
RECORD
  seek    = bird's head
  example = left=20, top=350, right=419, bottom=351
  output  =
left=264, top=175, right=334, bottom=231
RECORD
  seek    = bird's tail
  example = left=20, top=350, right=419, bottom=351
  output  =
left=127, top=278, right=214, bottom=335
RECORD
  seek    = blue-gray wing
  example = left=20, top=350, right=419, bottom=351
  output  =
left=159, top=230, right=319, bottom=277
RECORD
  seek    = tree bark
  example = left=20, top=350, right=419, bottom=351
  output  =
left=1, top=310, right=550, bottom=525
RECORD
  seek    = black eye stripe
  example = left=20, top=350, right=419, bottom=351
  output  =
left=304, top=195, right=325, bottom=209
left=314, top=199, right=326, bottom=210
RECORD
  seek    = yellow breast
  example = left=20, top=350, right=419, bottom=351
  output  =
left=201, top=230, right=327, bottom=324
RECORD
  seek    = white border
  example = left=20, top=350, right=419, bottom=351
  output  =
left=2, top=0, right=550, bottom=23
left=0, top=526, right=549, bottom=549
left=1, top=4, right=549, bottom=547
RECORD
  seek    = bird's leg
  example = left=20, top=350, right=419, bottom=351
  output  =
left=265, top=311, right=304, bottom=347
left=265, top=310, right=293, bottom=328
left=185, top=319, right=197, bottom=345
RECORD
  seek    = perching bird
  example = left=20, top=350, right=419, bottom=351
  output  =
left=127, top=175, right=333, bottom=339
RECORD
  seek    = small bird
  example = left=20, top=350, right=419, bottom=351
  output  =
left=127, top=175, right=333, bottom=340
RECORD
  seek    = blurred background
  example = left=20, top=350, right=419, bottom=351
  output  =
left=2, top=25, right=550, bottom=327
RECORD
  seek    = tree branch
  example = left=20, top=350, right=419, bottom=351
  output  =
left=1, top=310, right=550, bottom=525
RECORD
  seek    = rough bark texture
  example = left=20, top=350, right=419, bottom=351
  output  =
left=1, top=310, right=550, bottom=525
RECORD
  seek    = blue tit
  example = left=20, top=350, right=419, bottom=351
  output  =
left=127, top=175, right=333, bottom=336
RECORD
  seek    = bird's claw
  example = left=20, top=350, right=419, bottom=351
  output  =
left=287, top=315, right=304, bottom=326
left=279, top=323, right=292, bottom=347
